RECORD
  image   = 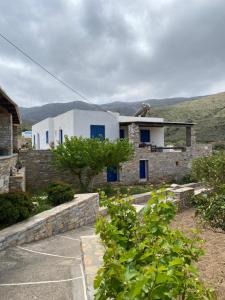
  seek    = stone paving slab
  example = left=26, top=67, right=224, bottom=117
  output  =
left=81, top=235, right=104, bottom=300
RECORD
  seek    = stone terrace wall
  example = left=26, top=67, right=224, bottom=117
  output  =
left=19, top=150, right=78, bottom=190
left=0, top=193, right=99, bottom=251
left=19, top=144, right=212, bottom=190
left=0, top=154, right=18, bottom=193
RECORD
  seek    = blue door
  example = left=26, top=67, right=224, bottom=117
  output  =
left=107, top=166, right=118, bottom=182
left=139, top=160, right=148, bottom=179
left=90, top=125, right=105, bottom=139
left=140, top=129, right=150, bottom=143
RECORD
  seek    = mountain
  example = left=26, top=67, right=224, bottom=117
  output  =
left=19, top=96, right=202, bottom=124
left=152, top=92, right=225, bottom=145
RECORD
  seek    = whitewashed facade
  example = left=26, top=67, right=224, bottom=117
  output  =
left=32, top=109, right=165, bottom=150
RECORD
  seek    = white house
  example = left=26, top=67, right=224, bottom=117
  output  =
left=32, top=109, right=165, bottom=150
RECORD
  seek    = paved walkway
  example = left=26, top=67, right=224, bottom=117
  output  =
left=0, top=224, right=95, bottom=300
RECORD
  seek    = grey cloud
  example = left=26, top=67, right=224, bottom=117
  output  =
left=0, top=0, right=225, bottom=107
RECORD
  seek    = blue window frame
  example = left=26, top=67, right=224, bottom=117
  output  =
left=120, top=129, right=125, bottom=139
left=139, top=160, right=148, bottom=179
left=140, top=129, right=150, bottom=143
left=107, top=166, right=118, bottom=182
left=59, top=129, right=63, bottom=144
left=90, top=125, right=105, bottom=140
left=46, top=130, right=49, bottom=144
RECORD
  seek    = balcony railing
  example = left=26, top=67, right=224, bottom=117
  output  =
left=139, top=143, right=186, bottom=152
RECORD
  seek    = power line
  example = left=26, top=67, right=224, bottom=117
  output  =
left=0, top=32, right=90, bottom=103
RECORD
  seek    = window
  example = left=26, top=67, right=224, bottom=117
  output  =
left=90, top=125, right=105, bottom=140
left=59, top=129, right=63, bottom=144
left=140, top=129, right=150, bottom=143
left=46, top=131, right=49, bottom=144
left=33, top=134, right=36, bottom=146
left=107, top=166, right=119, bottom=182
left=120, top=129, right=125, bottom=139
left=139, top=160, right=149, bottom=180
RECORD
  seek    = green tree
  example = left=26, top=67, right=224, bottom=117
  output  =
left=94, top=191, right=214, bottom=300
left=52, top=137, right=134, bottom=192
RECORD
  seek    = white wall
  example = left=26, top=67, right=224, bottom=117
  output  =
left=53, top=110, right=75, bottom=146
left=141, top=127, right=164, bottom=147
left=32, top=118, right=54, bottom=150
left=73, top=109, right=119, bottom=141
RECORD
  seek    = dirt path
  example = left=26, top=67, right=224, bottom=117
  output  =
left=172, top=208, right=225, bottom=299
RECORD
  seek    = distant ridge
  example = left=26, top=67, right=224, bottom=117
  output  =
left=19, top=95, right=202, bottom=124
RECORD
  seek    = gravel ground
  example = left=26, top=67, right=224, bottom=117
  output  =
left=172, top=208, right=225, bottom=299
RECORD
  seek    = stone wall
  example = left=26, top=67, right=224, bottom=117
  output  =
left=0, top=193, right=99, bottom=251
left=0, top=154, right=18, bottom=193
left=19, top=142, right=212, bottom=190
left=9, top=167, right=26, bottom=192
left=19, top=150, right=78, bottom=190
left=0, top=111, right=13, bottom=155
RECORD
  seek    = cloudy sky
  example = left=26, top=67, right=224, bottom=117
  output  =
left=0, top=0, right=225, bottom=107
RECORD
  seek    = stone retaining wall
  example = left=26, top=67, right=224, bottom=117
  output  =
left=9, top=167, right=26, bottom=192
left=19, top=144, right=212, bottom=190
left=0, top=154, right=18, bottom=193
left=0, top=193, right=99, bottom=251
left=19, top=150, right=78, bottom=190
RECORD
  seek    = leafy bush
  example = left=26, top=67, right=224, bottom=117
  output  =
left=0, top=192, right=33, bottom=226
left=192, top=151, right=225, bottom=189
left=47, top=182, right=74, bottom=206
left=193, top=186, right=225, bottom=230
left=94, top=191, right=214, bottom=299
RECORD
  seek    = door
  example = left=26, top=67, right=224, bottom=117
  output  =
left=120, top=129, right=125, bottom=139
left=140, top=129, right=150, bottom=143
left=107, top=166, right=118, bottom=182
left=139, top=160, right=148, bottom=180
left=90, top=125, right=105, bottom=139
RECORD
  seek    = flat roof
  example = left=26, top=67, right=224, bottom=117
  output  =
left=119, top=120, right=195, bottom=127
left=0, top=87, right=21, bottom=124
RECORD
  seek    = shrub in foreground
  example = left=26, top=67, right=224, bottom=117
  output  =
left=0, top=192, right=33, bottom=226
left=94, top=191, right=214, bottom=299
left=193, top=185, right=225, bottom=230
left=47, top=182, right=74, bottom=206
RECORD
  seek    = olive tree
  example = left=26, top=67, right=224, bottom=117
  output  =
left=52, top=136, right=134, bottom=192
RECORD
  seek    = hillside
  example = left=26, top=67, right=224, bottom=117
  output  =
left=19, top=96, right=201, bottom=125
left=152, top=92, right=225, bottom=145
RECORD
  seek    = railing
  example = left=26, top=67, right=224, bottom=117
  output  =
left=139, top=143, right=186, bottom=152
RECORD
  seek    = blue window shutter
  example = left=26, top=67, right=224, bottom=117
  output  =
left=59, top=129, right=63, bottom=144
left=90, top=125, right=105, bottom=139
left=120, top=129, right=125, bottom=139
left=46, top=131, right=49, bottom=144
left=140, top=129, right=150, bottom=143
left=107, top=166, right=118, bottom=182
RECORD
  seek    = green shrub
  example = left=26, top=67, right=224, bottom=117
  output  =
left=0, top=192, right=33, bottom=226
left=192, top=151, right=225, bottom=189
left=193, top=186, right=225, bottom=230
left=94, top=190, right=214, bottom=299
left=47, top=182, right=74, bottom=206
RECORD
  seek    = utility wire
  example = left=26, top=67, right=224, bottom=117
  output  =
left=0, top=32, right=91, bottom=103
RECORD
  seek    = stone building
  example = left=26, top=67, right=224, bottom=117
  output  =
left=0, top=87, right=25, bottom=193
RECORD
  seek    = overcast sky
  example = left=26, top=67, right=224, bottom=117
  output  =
left=0, top=0, right=225, bottom=107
